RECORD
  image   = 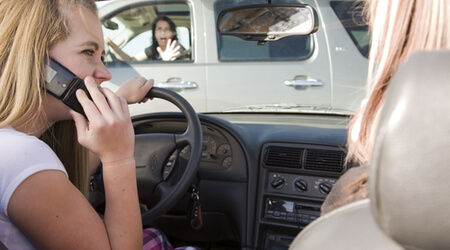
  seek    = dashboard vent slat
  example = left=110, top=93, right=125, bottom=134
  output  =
left=264, top=146, right=303, bottom=168
left=304, top=149, right=344, bottom=172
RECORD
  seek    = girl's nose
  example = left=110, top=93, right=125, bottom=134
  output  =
left=93, top=61, right=112, bottom=84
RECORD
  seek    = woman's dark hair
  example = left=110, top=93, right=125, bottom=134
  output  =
left=146, top=15, right=178, bottom=60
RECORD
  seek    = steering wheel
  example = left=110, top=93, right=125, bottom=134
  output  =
left=90, top=87, right=202, bottom=225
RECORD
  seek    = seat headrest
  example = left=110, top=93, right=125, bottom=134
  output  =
left=370, top=51, right=450, bottom=249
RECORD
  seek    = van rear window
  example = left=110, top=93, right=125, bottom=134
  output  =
left=330, top=1, right=370, bottom=58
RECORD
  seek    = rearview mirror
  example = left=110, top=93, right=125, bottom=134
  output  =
left=217, top=4, right=318, bottom=42
left=104, top=20, right=119, bottom=30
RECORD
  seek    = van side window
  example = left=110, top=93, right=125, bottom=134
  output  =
left=102, top=3, right=192, bottom=63
left=218, top=35, right=313, bottom=62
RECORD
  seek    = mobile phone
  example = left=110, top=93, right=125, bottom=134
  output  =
left=45, top=57, right=91, bottom=118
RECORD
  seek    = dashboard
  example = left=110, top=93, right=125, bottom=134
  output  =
left=131, top=112, right=351, bottom=250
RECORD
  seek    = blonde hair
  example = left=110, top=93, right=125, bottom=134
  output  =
left=347, top=0, right=450, bottom=165
left=0, top=0, right=97, bottom=195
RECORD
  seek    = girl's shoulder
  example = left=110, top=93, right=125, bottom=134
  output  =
left=0, top=127, right=64, bottom=169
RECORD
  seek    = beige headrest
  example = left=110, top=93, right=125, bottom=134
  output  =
left=370, top=51, right=450, bottom=250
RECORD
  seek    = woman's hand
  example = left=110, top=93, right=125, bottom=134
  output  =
left=115, top=77, right=154, bottom=104
left=157, top=39, right=181, bottom=61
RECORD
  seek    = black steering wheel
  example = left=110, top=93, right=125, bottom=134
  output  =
left=90, top=87, right=202, bottom=225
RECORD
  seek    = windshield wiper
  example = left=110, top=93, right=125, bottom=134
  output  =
left=221, top=104, right=353, bottom=115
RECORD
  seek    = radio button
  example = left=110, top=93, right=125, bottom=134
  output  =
left=294, top=179, right=308, bottom=192
left=271, top=177, right=285, bottom=189
left=319, top=182, right=332, bottom=194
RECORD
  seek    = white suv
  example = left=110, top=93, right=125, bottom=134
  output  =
left=98, top=0, right=369, bottom=116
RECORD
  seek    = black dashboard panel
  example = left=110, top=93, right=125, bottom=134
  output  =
left=131, top=112, right=351, bottom=249
left=133, top=113, right=247, bottom=182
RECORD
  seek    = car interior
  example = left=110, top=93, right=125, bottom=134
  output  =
left=289, top=50, right=450, bottom=250
left=4, top=2, right=447, bottom=250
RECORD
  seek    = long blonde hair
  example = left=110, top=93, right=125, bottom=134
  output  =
left=347, top=0, right=450, bottom=165
left=0, top=0, right=97, bottom=195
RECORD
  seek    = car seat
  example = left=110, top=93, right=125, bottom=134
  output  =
left=289, top=50, right=450, bottom=250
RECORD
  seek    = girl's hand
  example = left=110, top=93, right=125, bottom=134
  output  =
left=70, top=76, right=134, bottom=165
left=115, top=77, right=154, bottom=104
left=157, top=39, right=181, bottom=61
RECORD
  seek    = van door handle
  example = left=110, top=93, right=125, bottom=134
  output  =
left=285, top=75, right=323, bottom=89
left=155, top=77, right=198, bottom=90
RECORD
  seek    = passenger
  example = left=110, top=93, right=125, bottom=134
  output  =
left=0, top=0, right=195, bottom=249
left=321, top=0, right=450, bottom=214
left=106, top=15, right=189, bottom=61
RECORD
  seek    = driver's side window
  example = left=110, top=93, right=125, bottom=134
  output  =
left=102, top=3, right=192, bottom=63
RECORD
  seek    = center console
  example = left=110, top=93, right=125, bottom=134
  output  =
left=255, top=143, right=346, bottom=249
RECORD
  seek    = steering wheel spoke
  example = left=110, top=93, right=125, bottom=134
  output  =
left=175, top=132, right=194, bottom=147
left=155, top=181, right=172, bottom=197
left=135, top=133, right=176, bottom=173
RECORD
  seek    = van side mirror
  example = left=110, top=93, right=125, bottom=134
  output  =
left=217, top=4, right=318, bottom=43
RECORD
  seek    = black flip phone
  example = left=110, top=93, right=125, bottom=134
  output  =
left=45, top=57, right=91, bottom=118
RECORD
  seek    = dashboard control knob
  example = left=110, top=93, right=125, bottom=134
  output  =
left=319, top=182, right=332, bottom=194
left=271, top=177, right=285, bottom=189
left=294, top=179, right=308, bottom=192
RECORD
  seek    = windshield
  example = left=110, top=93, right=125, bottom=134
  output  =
left=98, top=0, right=369, bottom=116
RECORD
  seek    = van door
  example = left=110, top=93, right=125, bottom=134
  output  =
left=203, top=0, right=332, bottom=112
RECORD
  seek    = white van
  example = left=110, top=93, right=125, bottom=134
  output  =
left=98, top=0, right=369, bottom=116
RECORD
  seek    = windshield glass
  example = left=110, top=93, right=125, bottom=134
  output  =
left=98, top=0, right=369, bottom=116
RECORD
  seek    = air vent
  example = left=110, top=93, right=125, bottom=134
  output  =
left=304, top=149, right=344, bottom=172
left=264, top=146, right=303, bottom=168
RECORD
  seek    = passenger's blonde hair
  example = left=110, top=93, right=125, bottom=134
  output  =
left=0, top=0, right=97, bottom=196
left=347, top=0, right=450, bottom=165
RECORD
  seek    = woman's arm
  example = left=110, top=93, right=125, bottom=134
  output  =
left=105, top=37, right=133, bottom=61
